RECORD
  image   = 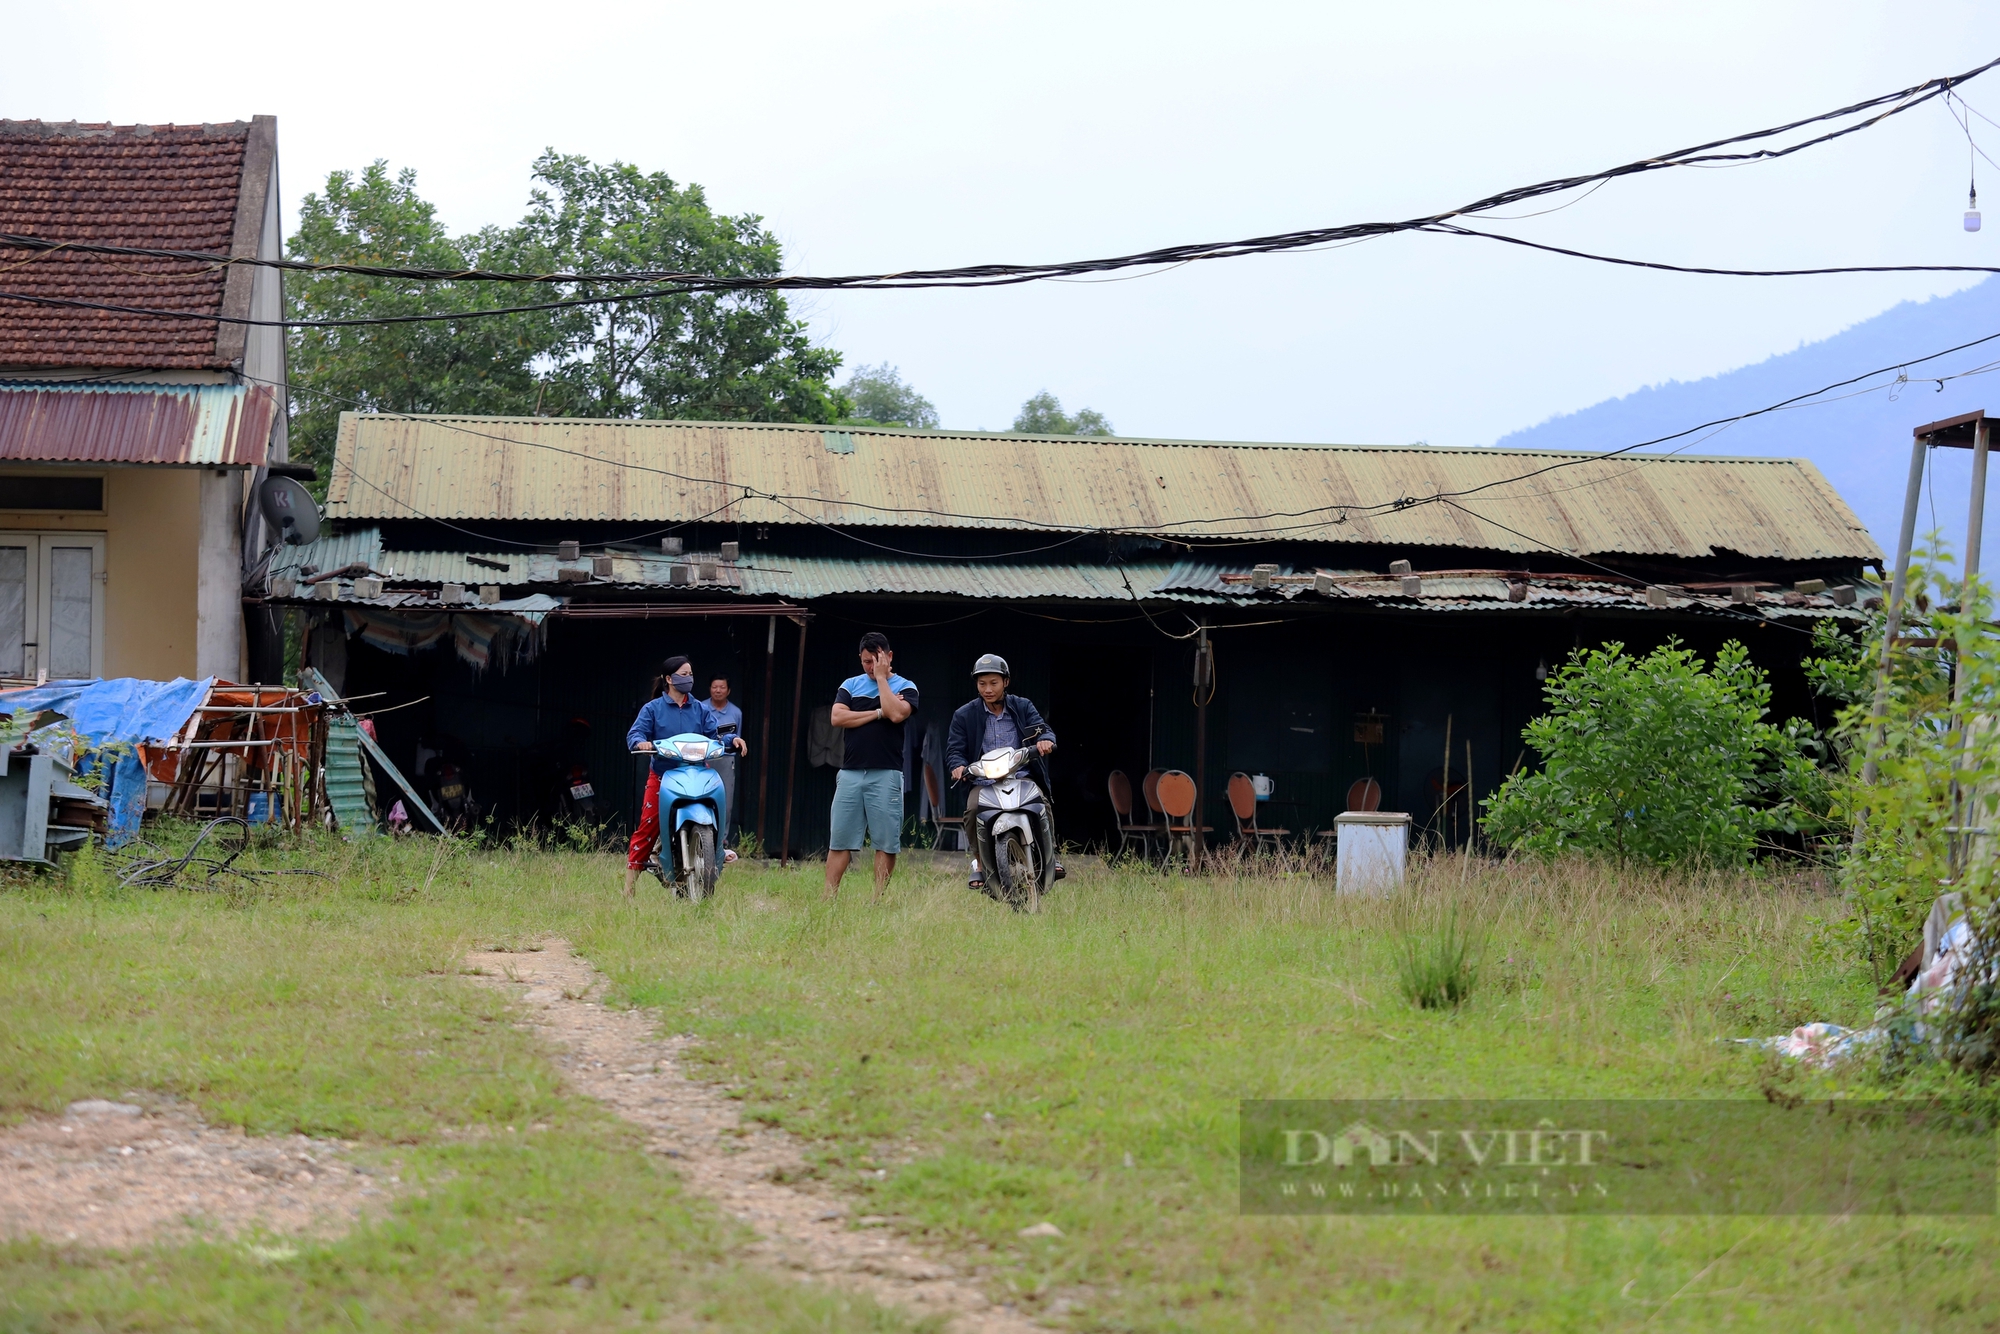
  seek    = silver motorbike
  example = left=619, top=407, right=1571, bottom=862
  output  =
left=963, top=742, right=1057, bottom=912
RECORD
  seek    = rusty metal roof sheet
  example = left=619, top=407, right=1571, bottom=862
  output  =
left=269, top=529, right=1222, bottom=603
left=735, top=555, right=1206, bottom=601
left=324, top=414, right=1879, bottom=563
left=0, top=380, right=278, bottom=465
left=266, top=530, right=1863, bottom=625
left=266, top=529, right=1862, bottom=623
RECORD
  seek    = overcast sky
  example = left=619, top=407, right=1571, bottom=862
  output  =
left=12, top=2, right=2000, bottom=450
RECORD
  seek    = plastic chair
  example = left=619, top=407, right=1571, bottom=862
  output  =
left=1317, top=776, right=1384, bottom=844
left=923, top=759, right=958, bottom=851
left=1227, top=771, right=1288, bottom=850
left=1142, top=769, right=1166, bottom=823
left=1155, top=769, right=1210, bottom=864
left=1108, top=769, right=1164, bottom=862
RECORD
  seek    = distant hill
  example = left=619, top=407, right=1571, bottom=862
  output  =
left=1493, top=278, right=2000, bottom=573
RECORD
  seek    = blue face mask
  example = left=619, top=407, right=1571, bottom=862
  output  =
left=669, top=673, right=694, bottom=693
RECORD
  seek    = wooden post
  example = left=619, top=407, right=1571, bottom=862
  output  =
left=755, top=614, right=777, bottom=849
left=1193, top=625, right=1210, bottom=871
left=1951, top=419, right=1992, bottom=871
left=1967, top=419, right=1991, bottom=585
left=779, top=615, right=808, bottom=866
left=1860, top=437, right=1931, bottom=790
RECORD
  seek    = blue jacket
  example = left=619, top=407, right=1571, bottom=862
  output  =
left=946, top=694, right=1055, bottom=774
left=627, top=692, right=717, bottom=776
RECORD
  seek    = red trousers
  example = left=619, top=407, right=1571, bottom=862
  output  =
left=628, top=770, right=662, bottom=869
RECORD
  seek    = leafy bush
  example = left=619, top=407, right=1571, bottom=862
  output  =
left=1482, top=639, right=1819, bottom=867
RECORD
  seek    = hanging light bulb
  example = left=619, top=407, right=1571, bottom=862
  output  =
left=1968, top=184, right=1983, bottom=233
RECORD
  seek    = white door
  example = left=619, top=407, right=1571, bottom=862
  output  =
left=0, top=533, right=105, bottom=681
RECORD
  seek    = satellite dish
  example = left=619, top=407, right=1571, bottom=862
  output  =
left=258, top=475, right=322, bottom=547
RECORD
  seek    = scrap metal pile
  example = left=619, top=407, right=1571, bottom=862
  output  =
left=0, top=675, right=441, bottom=862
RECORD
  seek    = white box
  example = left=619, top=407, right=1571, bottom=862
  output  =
left=1335, top=811, right=1410, bottom=894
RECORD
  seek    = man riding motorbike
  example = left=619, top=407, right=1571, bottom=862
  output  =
left=946, top=654, right=1062, bottom=891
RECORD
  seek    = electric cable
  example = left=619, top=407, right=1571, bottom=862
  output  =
left=230, top=316, right=2000, bottom=558
left=1427, top=223, right=2000, bottom=278
left=0, top=54, right=1993, bottom=319
left=1435, top=497, right=1819, bottom=638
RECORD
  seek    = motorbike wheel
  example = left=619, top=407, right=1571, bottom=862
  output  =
left=682, top=824, right=718, bottom=903
left=998, top=829, right=1039, bottom=913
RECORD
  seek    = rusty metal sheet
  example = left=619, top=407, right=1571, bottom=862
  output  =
left=0, top=381, right=277, bottom=466
left=324, top=414, right=1880, bottom=563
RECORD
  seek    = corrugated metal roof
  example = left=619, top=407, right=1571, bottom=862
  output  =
left=271, top=529, right=1219, bottom=603
left=323, top=413, right=1880, bottom=562
left=266, top=529, right=1862, bottom=622
left=0, top=381, right=278, bottom=466
left=736, top=555, right=1201, bottom=601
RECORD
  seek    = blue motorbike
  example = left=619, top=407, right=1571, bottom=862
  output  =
left=639, top=732, right=729, bottom=901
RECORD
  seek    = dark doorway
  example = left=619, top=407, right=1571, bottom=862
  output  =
left=1047, top=642, right=1150, bottom=852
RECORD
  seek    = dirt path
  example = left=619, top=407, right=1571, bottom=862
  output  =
left=464, top=939, right=1045, bottom=1334
left=0, top=1097, right=389, bottom=1249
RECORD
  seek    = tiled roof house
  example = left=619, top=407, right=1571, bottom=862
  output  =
left=0, top=117, right=292, bottom=682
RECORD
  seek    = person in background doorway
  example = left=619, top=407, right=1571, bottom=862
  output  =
left=947, top=653, right=1060, bottom=891
left=624, top=654, right=724, bottom=897
left=706, top=675, right=748, bottom=846
left=826, top=631, right=918, bottom=902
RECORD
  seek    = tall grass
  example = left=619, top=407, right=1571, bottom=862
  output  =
left=1394, top=904, right=1483, bottom=1008
left=7, top=828, right=1979, bottom=1331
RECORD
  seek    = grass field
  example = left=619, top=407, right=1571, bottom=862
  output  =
left=3, top=829, right=1996, bottom=1331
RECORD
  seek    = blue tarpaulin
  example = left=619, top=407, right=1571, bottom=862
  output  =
left=0, top=677, right=214, bottom=846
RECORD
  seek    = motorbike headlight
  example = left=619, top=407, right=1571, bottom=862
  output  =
left=675, top=740, right=710, bottom=762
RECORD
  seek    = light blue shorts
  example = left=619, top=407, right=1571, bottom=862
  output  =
left=830, top=768, right=903, bottom=853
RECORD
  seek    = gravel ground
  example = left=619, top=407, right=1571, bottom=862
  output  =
left=465, top=940, right=1050, bottom=1334
left=0, top=1096, right=394, bottom=1250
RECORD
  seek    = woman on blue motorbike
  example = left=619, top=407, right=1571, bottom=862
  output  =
left=624, top=655, right=743, bottom=897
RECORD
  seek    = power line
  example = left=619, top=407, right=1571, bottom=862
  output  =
left=1429, top=223, right=2000, bottom=278
left=0, top=54, right=1991, bottom=328
left=1436, top=497, right=1818, bottom=637
left=237, top=318, right=2000, bottom=558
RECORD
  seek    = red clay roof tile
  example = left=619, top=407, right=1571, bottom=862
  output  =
left=0, top=122, right=252, bottom=370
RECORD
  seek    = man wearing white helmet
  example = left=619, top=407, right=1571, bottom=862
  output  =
left=947, top=653, right=1060, bottom=891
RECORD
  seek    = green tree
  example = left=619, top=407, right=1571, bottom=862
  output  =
left=286, top=163, right=548, bottom=479
left=1481, top=639, right=1817, bottom=867
left=839, top=363, right=939, bottom=428
left=505, top=153, right=846, bottom=424
left=286, top=154, right=848, bottom=480
left=1012, top=390, right=1112, bottom=436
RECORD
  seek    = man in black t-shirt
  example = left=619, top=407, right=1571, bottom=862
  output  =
left=826, top=631, right=919, bottom=902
